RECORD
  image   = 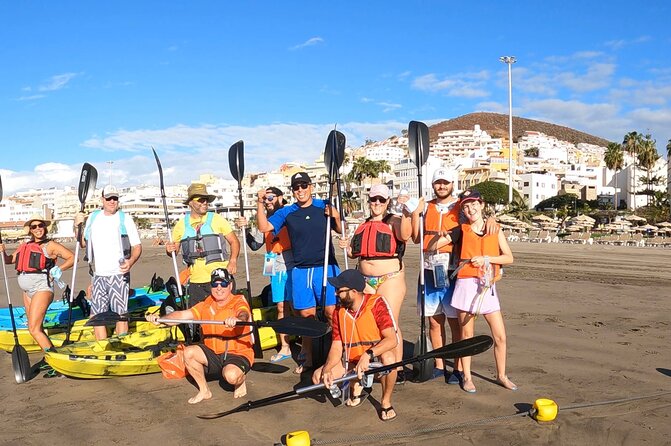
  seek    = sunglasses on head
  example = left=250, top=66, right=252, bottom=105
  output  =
left=104, top=196, right=119, bottom=202
left=193, top=197, right=209, bottom=204
left=292, top=183, right=310, bottom=191
left=210, top=280, right=231, bottom=288
left=30, top=222, right=46, bottom=230
left=369, top=196, right=388, bottom=204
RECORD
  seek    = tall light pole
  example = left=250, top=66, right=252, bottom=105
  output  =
left=500, top=56, right=516, bottom=204
left=106, top=160, right=114, bottom=185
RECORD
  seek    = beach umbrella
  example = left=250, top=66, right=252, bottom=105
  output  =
left=624, top=214, right=646, bottom=223
left=656, top=222, right=671, bottom=228
left=532, top=214, right=554, bottom=222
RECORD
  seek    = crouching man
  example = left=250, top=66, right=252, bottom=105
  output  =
left=313, top=269, right=399, bottom=421
left=147, top=268, right=253, bottom=404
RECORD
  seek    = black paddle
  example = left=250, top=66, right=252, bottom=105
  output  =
left=327, top=129, right=349, bottom=269
left=152, top=148, right=185, bottom=298
left=197, top=335, right=493, bottom=419
left=0, top=175, right=31, bottom=383
left=64, top=163, right=98, bottom=345
left=408, top=120, right=433, bottom=382
left=84, top=313, right=329, bottom=338
left=228, top=140, right=263, bottom=359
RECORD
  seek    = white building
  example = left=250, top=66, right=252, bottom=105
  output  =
left=519, top=173, right=558, bottom=209
left=432, top=125, right=502, bottom=162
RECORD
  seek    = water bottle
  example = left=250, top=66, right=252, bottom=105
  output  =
left=49, top=266, right=66, bottom=289
left=393, top=188, right=409, bottom=215
left=328, top=384, right=342, bottom=399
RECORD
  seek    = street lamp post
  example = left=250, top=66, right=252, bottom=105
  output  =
left=500, top=56, right=516, bottom=204
left=106, top=161, right=114, bottom=185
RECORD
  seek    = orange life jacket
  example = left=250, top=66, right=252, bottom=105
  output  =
left=15, top=240, right=54, bottom=274
left=350, top=215, right=404, bottom=260
left=423, top=200, right=460, bottom=253
left=192, top=294, right=254, bottom=364
left=457, top=224, right=502, bottom=280
left=265, top=226, right=291, bottom=254
left=338, top=294, right=384, bottom=363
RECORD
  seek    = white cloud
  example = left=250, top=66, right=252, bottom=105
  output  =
left=411, top=71, right=490, bottom=98
left=289, top=37, right=324, bottom=50
left=17, top=94, right=46, bottom=101
left=556, top=62, right=616, bottom=92
left=605, top=35, right=651, bottom=50
left=38, top=73, right=79, bottom=92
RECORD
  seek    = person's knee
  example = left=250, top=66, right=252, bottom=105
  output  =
left=493, top=331, right=507, bottom=346
left=379, top=350, right=395, bottom=365
left=223, top=366, right=243, bottom=384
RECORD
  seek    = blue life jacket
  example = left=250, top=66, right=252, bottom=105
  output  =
left=179, top=212, right=228, bottom=266
left=84, top=210, right=132, bottom=263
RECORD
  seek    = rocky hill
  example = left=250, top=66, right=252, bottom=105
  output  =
left=428, top=112, right=611, bottom=147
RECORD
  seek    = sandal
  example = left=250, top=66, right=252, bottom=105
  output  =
left=345, top=390, right=369, bottom=408
left=379, top=406, right=397, bottom=422
left=43, top=369, right=62, bottom=379
left=270, top=352, right=292, bottom=363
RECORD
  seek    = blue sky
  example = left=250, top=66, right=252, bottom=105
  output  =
left=1, top=1, right=670, bottom=193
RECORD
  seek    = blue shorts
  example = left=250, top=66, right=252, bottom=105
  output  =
left=290, top=265, right=340, bottom=311
left=417, top=269, right=457, bottom=318
left=270, top=270, right=290, bottom=304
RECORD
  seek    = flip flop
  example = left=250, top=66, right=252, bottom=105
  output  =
left=379, top=406, right=397, bottom=422
left=43, top=369, right=62, bottom=379
left=270, top=353, right=292, bottom=364
left=345, top=391, right=369, bottom=408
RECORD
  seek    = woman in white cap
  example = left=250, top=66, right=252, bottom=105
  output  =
left=0, top=215, right=74, bottom=352
left=338, top=183, right=414, bottom=380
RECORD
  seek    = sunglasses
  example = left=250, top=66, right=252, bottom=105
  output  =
left=210, top=280, right=231, bottom=288
left=265, top=195, right=275, bottom=201
left=292, top=183, right=310, bottom=191
left=30, top=222, right=47, bottom=230
left=193, top=197, right=209, bottom=204
left=369, top=196, right=388, bottom=204
left=104, top=196, right=119, bottom=202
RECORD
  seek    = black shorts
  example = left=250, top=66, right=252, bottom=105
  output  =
left=198, top=344, right=251, bottom=381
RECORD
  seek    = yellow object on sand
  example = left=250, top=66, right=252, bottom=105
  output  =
left=285, top=431, right=311, bottom=446
left=533, top=398, right=558, bottom=422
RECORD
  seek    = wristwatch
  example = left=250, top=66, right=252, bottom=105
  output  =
left=366, top=349, right=375, bottom=361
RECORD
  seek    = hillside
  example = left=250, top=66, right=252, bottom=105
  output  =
left=428, top=112, right=611, bottom=147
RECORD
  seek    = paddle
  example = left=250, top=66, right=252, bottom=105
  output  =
left=197, top=334, right=493, bottom=419
left=151, top=148, right=184, bottom=298
left=408, top=120, right=433, bottom=382
left=0, top=175, right=31, bottom=383
left=63, top=163, right=98, bottom=345
left=228, top=140, right=262, bottom=359
left=85, top=313, right=329, bottom=337
left=326, top=129, right=348, bottom=269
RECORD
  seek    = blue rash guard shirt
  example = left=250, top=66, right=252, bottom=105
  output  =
left=268, top=198, right=339, bottom=268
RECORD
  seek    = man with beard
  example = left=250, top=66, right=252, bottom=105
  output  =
left=257, top=172, right=341, bottom=373
left=313, top=269, right=399, bottom=421
left=236, top=186, right=294, bottom=363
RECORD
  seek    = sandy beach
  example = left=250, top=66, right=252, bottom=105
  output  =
left=1, top=239, right=670, bottom=446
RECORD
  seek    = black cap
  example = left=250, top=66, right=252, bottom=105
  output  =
left=210, top=268, right=233, bottom=283
left=328, top=269, right=366, bottom=292
left=290, top=172, right=312, bottom=187
left=459, top=190, right=483, bottom=206
left=266, top=186, right=284, bottom=196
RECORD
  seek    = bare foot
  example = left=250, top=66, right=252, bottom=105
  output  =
left=461, top=378, right=477, bottom=393
left=497, top=376, right=518, bottom=391
left=188, top=389, right=212, bottom=404
left=234, top=382, right=247, bottom=399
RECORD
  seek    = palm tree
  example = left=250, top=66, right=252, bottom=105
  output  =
left=637, top=135, right=659, bottom=206
left=345, top=157, right=391, bottom=211
left=604, top=142, right=624, bottom=211
left=622, top=131, right=643, bottom=211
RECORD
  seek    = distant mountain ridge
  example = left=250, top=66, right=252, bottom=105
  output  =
left=428, top=112, right=611, bottom=147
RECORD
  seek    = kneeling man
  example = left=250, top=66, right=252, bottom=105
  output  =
left=147, top=268, right=253, bottom=404
left=313, top=269, right=399, bottom=421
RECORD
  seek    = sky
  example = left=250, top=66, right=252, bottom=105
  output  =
left=1, top=1, right=670, bottom=194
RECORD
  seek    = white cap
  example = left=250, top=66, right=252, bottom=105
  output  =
left=102, top=185, right=119, bottom=198
left=431, top=167, right=454, bottom=184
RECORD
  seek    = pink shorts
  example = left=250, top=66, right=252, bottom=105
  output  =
left=451, top=277, right=501, bottom=315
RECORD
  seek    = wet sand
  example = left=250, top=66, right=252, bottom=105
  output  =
left=1, top=240, right=670, bottom=445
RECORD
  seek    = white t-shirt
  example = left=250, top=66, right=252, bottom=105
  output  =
left=84, top=211, right=141, bottom=276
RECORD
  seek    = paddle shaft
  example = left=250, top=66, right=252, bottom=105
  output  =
left=0, top=232, right=20, bottom=344
left=152, top=148, right=184, bottom=297
left=64, top=202, right=85, bottom=344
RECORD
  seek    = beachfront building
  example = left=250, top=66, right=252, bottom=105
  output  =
left=520, top=172, right=558, bottom=209
left=432, top=125, right=503, bottom=162
left=616, top=156, right=668, bottom=209
left=517, top=131, right=573, bottom=163
left=363, top=136, right=407, bottom=165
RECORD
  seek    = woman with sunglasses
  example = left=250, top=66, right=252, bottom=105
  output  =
left=0, top=214, right=74, bottom=352
left=338, top=184, right=413, bottom=380
left=147, top=268, right=253, bottom=404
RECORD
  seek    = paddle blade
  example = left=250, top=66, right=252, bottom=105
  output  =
left=197, top=402, right=251, bottom=420
left=431, top=335, right=494, bottom=360
left=12, top=344, right=31, bottom=384
left=324, top=130, right=346, bottom=179
left=408, top=121, right=430, bottom=168
left=267, top=316, right=331, bottom=337
left=228, top=140, right=245, bottom=182
left=85, top=311, right=124, bottom=327
left=151, top=148, right=166, bottom=192
left=78, top=163, right=98, bottom=204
